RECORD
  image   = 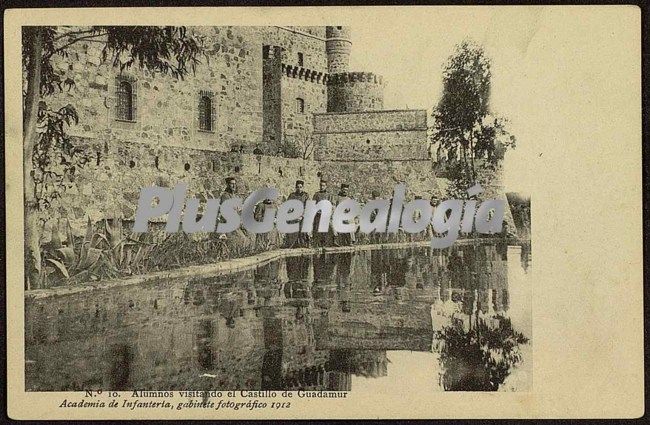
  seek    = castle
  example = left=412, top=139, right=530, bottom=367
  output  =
left=42, top=26, right=511, bottom=232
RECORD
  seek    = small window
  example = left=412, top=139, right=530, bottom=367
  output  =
left=297, top=52, right=304, bottom=67
left=337, top=26, right=342, bottom=30
left=115, top=79, right=136, bottom=121
left=199, top=96, right=212, bottom=131
left=296, top=98, right=305, bottom=114
left=198, top=91, right=215, bottom=132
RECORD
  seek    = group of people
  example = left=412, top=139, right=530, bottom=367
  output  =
left=269, top=177, right=357, bottom=249
left=219, top=175, right=436, bottom=251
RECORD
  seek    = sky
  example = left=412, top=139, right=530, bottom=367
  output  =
left=345, top=6, right=640, bottom=194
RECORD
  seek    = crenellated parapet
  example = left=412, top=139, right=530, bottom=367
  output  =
left=281, top=63, right=329, bottom=84
left=328, top=72, right=383, bottom=85
left=264, top=44, right=330, bottom=85
left=326, top=71, right=385, bottom=113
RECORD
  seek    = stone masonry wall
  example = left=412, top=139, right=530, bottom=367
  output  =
left=34, top=26, right=513, bottom=240
left=318, top=160, right=440, bottom=201
left=49, top=26, right=268, bottom=154
left=280, top=74, right=328, bottom=143
left=41, top=138, right=321, bottom=236
left=313, top=110, right=430, bottom=162
left=262, top=46, right=283, bottom=146
left=47, top=26, right=332, bottom=156
left=313, top=130, right=429, bottom=162
left=261, top=27, right=328, bottom=71
left=327, top=72, right=384, bottom=113
left=313, top=109, right=427, bottom=134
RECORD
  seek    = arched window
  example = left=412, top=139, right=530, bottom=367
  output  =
left=198, top=90, right=215, bottom=132
left=296, top=98, right=305, bottom=114
left=116, top=80, right=134, bottom=121
left=199, top=95, right=212, bottom=131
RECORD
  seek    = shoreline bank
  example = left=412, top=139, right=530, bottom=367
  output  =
left=25, top=237, right=525, bottom=300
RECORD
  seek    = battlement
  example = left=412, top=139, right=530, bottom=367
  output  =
left=327, top=71, right=385, bottom=113
left=328, top=72, right=383, bottom=85
left=264, top=44, right=330, bottom=85
left=281, top=63, right=329, bottom=84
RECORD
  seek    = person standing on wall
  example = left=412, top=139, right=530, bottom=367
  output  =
left=220, top=176, right=237, bottom=203
left=367, top=189, right=382, bottom=245
left=285, top=179, right=310, bottom=248
left=219, top=176, right=250, bottom=256
left=312, top=177, right=334, bottom=247
left=333, top=183, right=354, bottom=247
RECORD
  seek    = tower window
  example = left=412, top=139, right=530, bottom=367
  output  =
left=296, top=98, right=305, bottom=114
left=297, top=52, right=304, bottom=67
left=115, top=78, right=136, bottom=121
left=198, top=91, right=215, bottom=132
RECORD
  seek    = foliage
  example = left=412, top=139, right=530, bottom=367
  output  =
left=22, top=25, right=204, bottom=288
left=41, top=217, right=154, bottom=286
left=443, top=160, right=498, bottom=200
left=41, top=218, right=263, bottom=287
left=31, top=103, right=92, bottom=211
left=278, top=130, right=314, bottom=159
left=434, top=315, right=529, bottom=391
left=22, top=25, right=203, bottom=211
left=431, top=40, right=516, bottom=183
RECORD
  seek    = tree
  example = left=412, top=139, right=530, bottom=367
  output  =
left=434, top=316, right=529, bottom=391
left=431, top=40, right=515, bottom=188
left=279, top=129, right=314, bottom=159
left=22, top=26, right=203, bottom=289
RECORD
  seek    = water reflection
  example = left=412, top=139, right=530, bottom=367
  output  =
left=25, top=242, right=531, bottom=392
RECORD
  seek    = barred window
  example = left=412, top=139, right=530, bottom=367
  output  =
left=199, top=96, right=212, bottom=131
left=116, top=80, right=134, bottom=121
left=296, top=98, right=305, bottom=114
left=198, top=91, right=215, bottom=132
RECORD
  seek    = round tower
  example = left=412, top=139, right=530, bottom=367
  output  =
left=327, top=72, right=385, bottom=112
left=326, top=26, right=352, bottom=74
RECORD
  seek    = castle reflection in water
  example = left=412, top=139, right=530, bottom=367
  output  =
left=25, top=242, right=531, bottom=392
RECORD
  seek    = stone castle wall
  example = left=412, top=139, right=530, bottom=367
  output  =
left=40, top=138, right=323, bottom=236
left=279, top=69, right=327, bottom=142
left=313, top=110, right=429, bottom=161
left=50, top=26, right=334, bottom=155
left=50, top=26, right=268, bottom=153
left=327, top=72, right=384, bottom=113
left=318, top=160, right=440, bottom=201
left=35, top=25, right=513, bottom=238
left=260, top=26, right=330, bottom=148
left=314, top=109, right=427, bottom=134
left=312, top=109, right=438, bottom=200
left=262, top=46, right=284, bottom=147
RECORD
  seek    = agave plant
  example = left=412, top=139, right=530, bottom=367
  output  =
left=41, top=216, right=154, bottom=286
left=42, top=217, right=104, bottom=285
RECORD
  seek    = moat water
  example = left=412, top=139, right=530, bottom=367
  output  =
left=25, top=242, right=532, bottom=392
